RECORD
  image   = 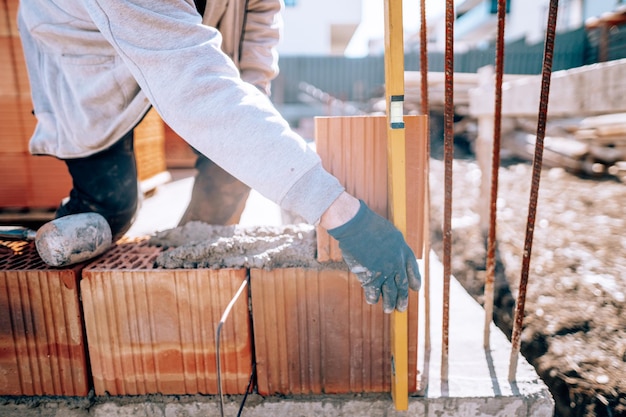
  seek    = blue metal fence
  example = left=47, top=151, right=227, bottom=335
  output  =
left=271, top=27, right=590, bottom=105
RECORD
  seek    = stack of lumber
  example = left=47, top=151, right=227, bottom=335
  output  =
left=506, top=113, right=626, bottom=180
left=405, top=71, right=480, bottom=115
left=576, top=113, right=626, bottom=180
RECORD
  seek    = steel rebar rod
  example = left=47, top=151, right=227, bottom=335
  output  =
left=508, top=0, right=559, bottom=382
left=216, top=278, right=249, bottom=417
left=419, top=0, right=431, bottom=356
left=484, top=0, right=507, bottom=349
left=441, top=0, right=455, bottom=382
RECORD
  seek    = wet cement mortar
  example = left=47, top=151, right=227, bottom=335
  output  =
left=148, top=222, right=327, bottom=269
left=427, top=154, right=626, bottom=417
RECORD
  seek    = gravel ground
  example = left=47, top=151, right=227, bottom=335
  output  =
left=426, top=143, right=626, bottom=417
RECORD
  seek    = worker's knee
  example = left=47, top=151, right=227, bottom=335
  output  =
left=58, top=131, right=139, bottom=241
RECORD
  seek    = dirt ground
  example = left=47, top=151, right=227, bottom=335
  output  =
left=426, top=139, right=626, bottom=416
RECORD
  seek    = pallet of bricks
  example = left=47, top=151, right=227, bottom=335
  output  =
left=0, top=0, right=167, bottom=220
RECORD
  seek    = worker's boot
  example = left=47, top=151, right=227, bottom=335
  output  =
left=178, top=154, right=251, bottom=226
left=56, top=130, right=139, bottom=241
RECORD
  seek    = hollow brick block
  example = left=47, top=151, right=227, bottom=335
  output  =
left=0, top=0, right=19, bottom=37
left=11, top=36, right=30, bottom=96
left=0, top=153, right=29, bottom=207
left=0, top=240, right=89, bottom=396
left=134, top=108, right=167, bottom=182
left=27, top=155, right=72, bottom=208
left=0, top=96, right=25, bottom=152
left=314, top=115, right=428, bottom=262
left=0, top=152, right=72, bottom=209
left=0, top=38, right=18, bottom=96
left=81, top=240, right=253, bottom=396
left=250, top=267, right=418, bottom=395
left=163, top=123, right=198, bottom=169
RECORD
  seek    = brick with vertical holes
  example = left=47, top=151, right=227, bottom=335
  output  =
left=250, top=267, right=418, bottom=395
left=0, top=240, right=90, bottom=396
left=314, top=114, right=428, bottom=262
left=81, top=239, right=253, bottom=396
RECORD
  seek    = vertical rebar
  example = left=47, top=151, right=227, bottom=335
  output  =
left=420, top=0, right=429, bottom=118
left=484, top=0, right=507, bottom=349
left=216, top=279, right=249, bottom=417
left=508, top=0, right=559, bottom=382
left=419, top=0, right=431, bottom=356
left=441, top=0, right=454, bottom=382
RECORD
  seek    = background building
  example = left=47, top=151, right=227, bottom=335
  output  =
left=277, top=0, right=361, bottom=55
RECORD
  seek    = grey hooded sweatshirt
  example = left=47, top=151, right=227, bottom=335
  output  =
left=17, top=0, right=344, bottom=224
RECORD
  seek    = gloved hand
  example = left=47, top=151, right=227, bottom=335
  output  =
left=327, top=200, right=421, bottom=313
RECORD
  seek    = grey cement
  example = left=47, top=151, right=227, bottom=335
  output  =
left=148, top=222, right=343, bottom=270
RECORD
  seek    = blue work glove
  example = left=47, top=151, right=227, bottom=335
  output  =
left=328, top=200, right=421, bottom=313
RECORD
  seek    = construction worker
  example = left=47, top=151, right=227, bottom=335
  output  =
left=17, top=0, right=420, bottom=313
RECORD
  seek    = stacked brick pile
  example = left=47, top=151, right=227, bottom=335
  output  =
left=0, top=0, right=166, bottom=211
left=0, top=0, right=72, bottom=209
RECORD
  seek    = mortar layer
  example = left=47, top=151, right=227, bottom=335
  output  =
left=149, top=221, right=344, bottom=270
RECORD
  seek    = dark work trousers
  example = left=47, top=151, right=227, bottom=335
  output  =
left=178, top=148, right=251, bottom=226
left=58, top=129, right=252, bottom=241
left=56, top=130, right=139, bottom=241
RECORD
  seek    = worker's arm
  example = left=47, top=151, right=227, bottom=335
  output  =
left=46, top=0, right=340, bottom=223
left=321, top=193, right=422, bottom=313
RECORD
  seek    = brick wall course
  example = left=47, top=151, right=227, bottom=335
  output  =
left=0, top=240, right=90, bottom=396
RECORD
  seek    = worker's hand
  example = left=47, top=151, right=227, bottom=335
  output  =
left=327, top=200, right=421, bottom=313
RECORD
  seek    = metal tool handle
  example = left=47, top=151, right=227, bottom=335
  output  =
left=0, top=226, right=37, bottom=241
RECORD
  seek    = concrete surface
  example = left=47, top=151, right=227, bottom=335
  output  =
left=0, top=170, right=555, bottom=416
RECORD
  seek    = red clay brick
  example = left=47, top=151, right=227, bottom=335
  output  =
left=0, top=1, right=9, bottom=37
left=27, top=155, right=72, bottom=209
left=18, top=97, right=36, bottom=140
left=1, top=0, right=19, bottom=37
left=81, top=240, right=253, bottom=396
left=0, top=96, right=35, bottom=154
left=134, top=108, right=167, bottom=182
left=0, top=152, right=72, bottom=209
left=11, top=37, right=30, bottom=96
left=0, top=240, right=90, bottom=396
left=164, top=123, right=197, bottom=168
left=0, top=152, right=30, bottom=207
left=250, top=267, right=418, bottom=395
left=0, top=38, right=19, bottom=96
left=314, top=115, right=428, bottom=262
left=0, top=97, right=24, bottom=152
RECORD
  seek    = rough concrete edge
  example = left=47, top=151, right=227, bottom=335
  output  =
left=417, top=250, right=555, bottom=415
left=0, top=391, right=556, bottom=417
